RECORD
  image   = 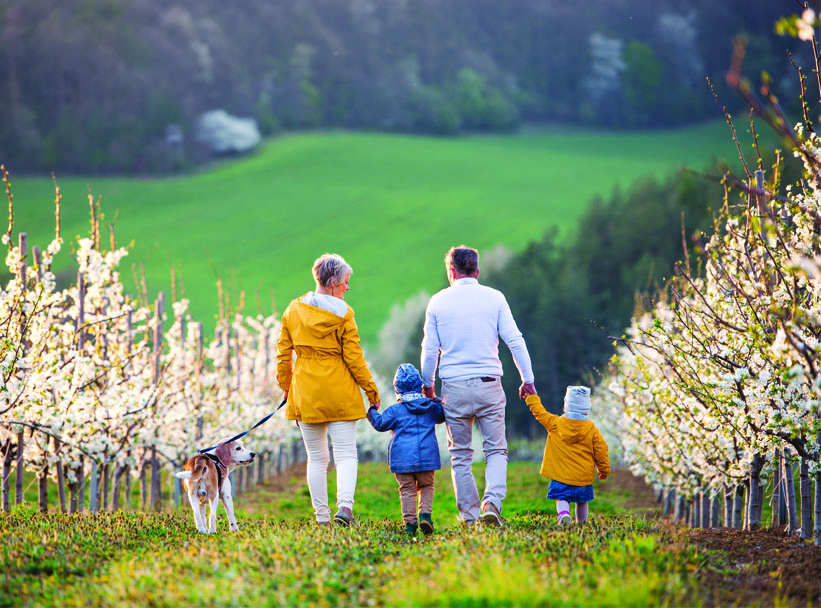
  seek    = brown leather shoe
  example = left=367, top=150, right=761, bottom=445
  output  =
left=481, top=502, right=504, bottom=528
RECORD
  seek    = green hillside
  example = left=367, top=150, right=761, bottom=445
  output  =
left=8, top=122, right=752, bottom=343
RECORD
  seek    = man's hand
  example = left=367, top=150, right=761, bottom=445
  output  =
left=518, top=382, right=536, bottom=400
left=370, top=400, right=381, bottom=410
left=423, top=385, right=435, bottom=399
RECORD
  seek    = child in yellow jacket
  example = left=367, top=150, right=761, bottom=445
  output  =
left=524, top=386, right=610, bottom=526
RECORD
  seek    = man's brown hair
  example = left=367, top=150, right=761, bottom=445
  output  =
left=445, top=246, right=479, bottom=276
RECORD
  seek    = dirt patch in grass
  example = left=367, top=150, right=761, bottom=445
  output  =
left=689, top=527, right=821, bottom=606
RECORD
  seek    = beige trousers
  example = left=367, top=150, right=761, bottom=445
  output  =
left=441, top=376, right=508, bottom=522
left=395, top=470, right=436, bottom=524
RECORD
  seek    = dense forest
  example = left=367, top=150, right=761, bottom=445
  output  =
left=0, top=0, right=803, bottom=173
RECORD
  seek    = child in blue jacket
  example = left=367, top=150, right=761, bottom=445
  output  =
left=367, top=363, right=446, bottom=535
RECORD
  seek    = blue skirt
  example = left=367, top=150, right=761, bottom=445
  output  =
left=546, top=479, right=594, bottom=503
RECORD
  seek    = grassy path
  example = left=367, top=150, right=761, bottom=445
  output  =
left=4, top=462, right=818, bottom=606
left=3, top=463, right=706, bottom=607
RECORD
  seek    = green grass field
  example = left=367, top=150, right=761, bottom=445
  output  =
left=7, top=122, right=757, bottom=343
left=3, top=462, right=710, bottom=607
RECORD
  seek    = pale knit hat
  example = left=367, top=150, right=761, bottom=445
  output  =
left=564, top=386, right=591, bottom=420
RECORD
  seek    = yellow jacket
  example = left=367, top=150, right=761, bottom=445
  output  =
left=276, top=296, right=379, bottom=423
left=525, top=394, right=610, bottom=486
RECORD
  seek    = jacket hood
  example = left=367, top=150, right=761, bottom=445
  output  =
left=293, top=296, right=353, bottom=339
left=403, top=397, right=441, bottom=415
left=556, top=417, right=593, bottom=444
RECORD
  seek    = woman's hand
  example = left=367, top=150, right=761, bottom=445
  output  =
left=282, top=390, right=289, bottom=401
left=369, top=399, right=380, bottom=410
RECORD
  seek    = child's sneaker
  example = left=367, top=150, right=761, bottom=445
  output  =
left=419, top=513, right=434, bottom=535
left=557, top=511, right=573, bottom=527
left=404, top=522, right=418, bottom=536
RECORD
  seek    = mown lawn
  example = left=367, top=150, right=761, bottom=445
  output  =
left=3, top=462, right=711, bottom=607
left=7, top=122, right=756, bottom=343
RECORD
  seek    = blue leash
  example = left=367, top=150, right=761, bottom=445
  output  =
left=199, top=397, right=288, bottom=454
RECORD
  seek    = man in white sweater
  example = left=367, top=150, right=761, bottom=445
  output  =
left=421, top=245, right=536, bottom=526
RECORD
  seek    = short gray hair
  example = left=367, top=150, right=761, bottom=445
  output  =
left=312, top=253, right=353, bottom=288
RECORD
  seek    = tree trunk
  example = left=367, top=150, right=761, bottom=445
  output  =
left=69, top=471, right=79, bottom=514
left=102, top=463, right=110, bottom=511
left=800, top=457, right=812, bottom=540
left=771, top=450, right=782, bottom=529
left=89, top=461, right=99, bottom=512
left=150, top=449, right=161, bottom=511
left=124, top=465, right=132, bottom=510
left=2, top=438, right=12, bottom=513
left=701, top=491, right=710, bottom=527
left=664, top=488, right=675, bottom=516
left=784, top=449, right=798, bottom=534
left=675, top=495, right=685, bottom=524
left=747, top=453, right=762, bottom=530
left=38, top=469, right=48, bottom=513
left=54, top=438, right=66, bottom=513
left=78, top=456, right=85, bottom=513
left=724, top=486, right=734, bottom=528
left=257, top=452, right=264, bottom=485
left=732, top=485, right=744, bottom=529
left=711, top=495, right=720, bottom=527
left=14, top=431, right=23, bottom=506
left=692, top=496, right=701, bottom=528
left=815, top=464, right=820, bottom=546
left=140, top=458, right=148, bottom=510
left=112, top=464, right=124, bottom=511
left=174, top=476, right=181, bottom=509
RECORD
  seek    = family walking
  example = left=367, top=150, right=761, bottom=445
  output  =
left=276, top=246, right=609, bottom=532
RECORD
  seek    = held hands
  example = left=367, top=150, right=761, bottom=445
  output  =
left=518, top=382, right=537, bottom=400
left=598, top=474, right=608, bottom=480
left=423, top=385, right=435, bottom=399
left=370, top=400, right=381, bottom=410
left=283, top=390, right=289, bottom=401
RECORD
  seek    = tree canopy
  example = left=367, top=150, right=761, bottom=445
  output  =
left=0, top=0, right=800, bottom=173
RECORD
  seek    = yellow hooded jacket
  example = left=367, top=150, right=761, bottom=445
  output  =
left=525, top=394, right=610, bottom=486
left=276, top=296, right=379, bottom=423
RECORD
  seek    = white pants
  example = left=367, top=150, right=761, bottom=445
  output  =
left=300, top=420, right=358, bottom=523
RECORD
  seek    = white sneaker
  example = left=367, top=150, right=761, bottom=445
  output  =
left=557, top=512, right=573, bottom=527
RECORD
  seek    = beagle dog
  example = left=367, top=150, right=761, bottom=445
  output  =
left=175, top=439, right=255, bottom=533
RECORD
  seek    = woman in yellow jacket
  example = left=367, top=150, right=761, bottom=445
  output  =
left=277, top=253, right=380, bottom=526
left=524, top=386, right=609, bottom=526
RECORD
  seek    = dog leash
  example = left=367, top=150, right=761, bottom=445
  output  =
left=198, top=397, right=288, bottom=454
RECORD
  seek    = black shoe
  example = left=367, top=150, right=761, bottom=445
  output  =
left=419, top=513, right=434, bottom=535
left=404, top=522, right=418, bottom=536
left=334, top=507, right=355, bottom=527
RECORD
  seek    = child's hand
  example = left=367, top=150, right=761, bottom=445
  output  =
left=598, top=474, right=608, bottom=480
left=370, top=400, right=380, bottom=410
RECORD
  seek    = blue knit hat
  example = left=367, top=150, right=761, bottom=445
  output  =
left=393, top=363, right=423, bottom=397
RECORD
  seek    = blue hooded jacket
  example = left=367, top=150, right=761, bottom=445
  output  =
left=367, top=397, right=446, bottom=473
